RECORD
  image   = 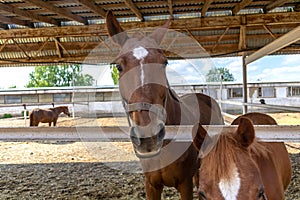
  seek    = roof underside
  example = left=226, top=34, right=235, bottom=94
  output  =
left=0, top=0, right=299, bottom=66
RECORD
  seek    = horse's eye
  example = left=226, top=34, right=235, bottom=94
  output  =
left=116, top=64, right=123, bottom=72
left=163, top=60, right=168, bottom=68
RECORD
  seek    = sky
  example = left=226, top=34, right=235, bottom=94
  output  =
left=0, top=54, right=299, bottom=89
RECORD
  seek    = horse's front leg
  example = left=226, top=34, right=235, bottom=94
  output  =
left=145, top=179, right=163, bottom=200
left=177, top=178, right=194, bottom=200
left=53, top=120, right=57, bottom=126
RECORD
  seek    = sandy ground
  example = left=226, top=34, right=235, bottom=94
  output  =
left=0, top=113, right=298, bottom=164
left=0, top=113, right=299, bottom=199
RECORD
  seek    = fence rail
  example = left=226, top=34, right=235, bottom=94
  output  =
left=0, top=126, right=299, bottom=142
left=218, top=100, right=300, bottom=112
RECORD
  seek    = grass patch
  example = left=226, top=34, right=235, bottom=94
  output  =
left=2, top=113, right=12, bottom=119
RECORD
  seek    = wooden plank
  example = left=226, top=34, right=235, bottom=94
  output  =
left=124, top=0, right=144, bottom=21
left=245, top=25, right=300, bottom=64
left=75, top=0, right=106, bottom=18
left=232, top=0, right=253, bottom=15
left=201, top=0, right=213, bottom=17
left=0, top=12, right=299, bottom=39
left=0, top=3, right=59, bottom=26
left=167, top=0, right=174, bottom=18
left=0, top=14, right=29, bottom=27
left=25, top=0, right=87, bottom=24
left=264, top=0, right=295, bottom=12
left=0, top=126, right=299, bottom=142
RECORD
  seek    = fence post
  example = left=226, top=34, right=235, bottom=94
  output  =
left=242, top=53, right=248, bottom=114
left=22, top=104, right=27, bottom=127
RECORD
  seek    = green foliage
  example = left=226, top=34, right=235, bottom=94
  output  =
left=110, top=64, right=119, bottom=85
left=26, top=64, right=94, bottom=88
left=2, top=113, right=12, bottom=118
left=21, top=110, right=29, bottom=117
left=206, top=67, right=235, bottom=82
left=9, top=85, right=16, bottom=88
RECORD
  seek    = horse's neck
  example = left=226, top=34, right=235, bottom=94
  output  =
left=165, top=91, right=181, bottom=125
left=53, top=107, right=63, bottom=114
left=165, top=91, right=201, bottom=125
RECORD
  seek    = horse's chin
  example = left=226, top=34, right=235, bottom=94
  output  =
left=134, top=147, right=162, bottom=159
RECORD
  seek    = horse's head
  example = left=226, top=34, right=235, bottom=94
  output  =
left=192, top=117, right=268, bottom=200
left=63, top=106, right=71, bottom=117
left=106, top=11, right=171, bottom=158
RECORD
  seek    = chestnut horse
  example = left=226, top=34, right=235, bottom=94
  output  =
left=193, top=112, right=292, bottom=200
left=106, top=11, right=224, bottom=200
left=29, top=106, right=70, bottom=127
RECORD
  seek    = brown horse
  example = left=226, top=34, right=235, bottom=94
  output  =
left=106, top=11, right=224, bottom=200
left=193, top=112, right=292, bottom=200
left=29, top=106, right=70, bottom=127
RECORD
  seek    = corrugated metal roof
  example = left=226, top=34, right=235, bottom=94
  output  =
left=0, top=0, right=298, bottom=66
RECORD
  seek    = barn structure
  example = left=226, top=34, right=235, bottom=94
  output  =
left=0, top=0, right=300, bottom=111
left=0, top=0, right=299, bottom=137
left=0, top=1, right=299, bottom=199
left=0, top=0, right=299, bottom=64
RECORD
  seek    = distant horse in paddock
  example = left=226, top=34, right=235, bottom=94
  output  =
left=193, top=112, right=292, bottom=200
left=29, top=106, right=70, bottom=127
left=106, top=11, right=224, bottom=200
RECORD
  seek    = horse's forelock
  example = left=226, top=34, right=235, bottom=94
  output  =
left=118, top=37, right=160, bottom=59
left=202, top=131, right=269, bottom=184
left=201, top=133, right=242, bottom=183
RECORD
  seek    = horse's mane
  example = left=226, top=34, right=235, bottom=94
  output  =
left=201, top=131, right=269, bottom=183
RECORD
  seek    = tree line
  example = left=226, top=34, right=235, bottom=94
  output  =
left=26, top=65, right=94, bottom=88
left=25, top=64, right=234, bottom=88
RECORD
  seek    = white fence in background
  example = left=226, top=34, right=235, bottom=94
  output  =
left=0, top=126, right=299, bottom=142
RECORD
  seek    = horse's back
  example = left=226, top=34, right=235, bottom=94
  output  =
left=180, top=93, right=224, bottom=125
left=29, top=108, right=57, bottom=126
left=232, top=112, right=277, bottom=125
left=232, top=112, right=292, bottom=198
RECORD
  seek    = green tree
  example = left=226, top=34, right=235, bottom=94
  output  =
left=206, top=67, right=235, bottom=82
left=26, top=65, right=94, bottom=87
left=110, top=64, right=119, bottom=85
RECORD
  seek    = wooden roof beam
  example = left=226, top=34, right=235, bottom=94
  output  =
left=0, top=14, right=29, bottom=27
left=0, top=12, right=299, bottom=39
left=232, top=0, right=253, bottom=15
left=0, top=3, right=59, bottom=26
left=264, top=0, right=295, bottom=12
left=124, top=0, right=144, bottom=21
left=25, top=0, right=87, bottom=24
left=262, top=25, right=277, bottom=39
left=75, top=0, right=106, bottom=18
left=245, top=25, right=300, bottom=65
left=167, top=0, right=174, bottom=19
left=201, top=0, right=213, bottom=17
left=238, top=25, right=246, bottom=50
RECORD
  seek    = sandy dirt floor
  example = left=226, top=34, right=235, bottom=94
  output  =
left=0, top=113, right=299, bottom=199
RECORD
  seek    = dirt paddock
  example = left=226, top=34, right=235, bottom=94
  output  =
left=0, top=114, right=299, bottom=199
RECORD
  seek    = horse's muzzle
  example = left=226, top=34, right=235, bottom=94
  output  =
left=130, top=122, right=165, bottom=158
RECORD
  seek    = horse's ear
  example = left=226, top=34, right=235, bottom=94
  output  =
left=192, top=122, right=207, bottom=152
left=106, top=11, right=129, bottom=46
left=150, top=18, right=172, bottom=45
left=235, top=117, right=255, bottom=148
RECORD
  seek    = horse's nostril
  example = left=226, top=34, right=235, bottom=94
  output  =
left=130, top=127, right=141, bottom=146
left=157, top=125, right=165, bottom=141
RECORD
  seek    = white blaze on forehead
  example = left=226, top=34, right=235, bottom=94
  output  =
left=132, top=46, right=148, bottom=86
left=133, top=46, right=149, bottom=60
left=218, top=165, right=241, bottom=200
